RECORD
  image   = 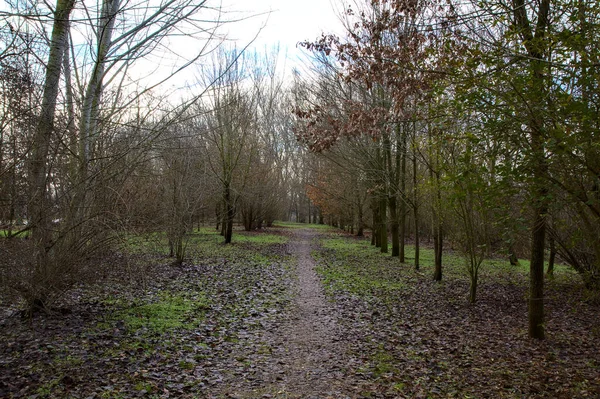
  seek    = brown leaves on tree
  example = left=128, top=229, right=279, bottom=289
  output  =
left=296, top=0, right=456, bottom=152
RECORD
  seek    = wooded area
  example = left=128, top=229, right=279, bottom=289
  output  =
left=1, top=0, right=599, bottom=397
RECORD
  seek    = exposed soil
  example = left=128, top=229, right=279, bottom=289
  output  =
left=274, top=229, right=347, bottom=396
left=217, top=228, right=351, bottom=398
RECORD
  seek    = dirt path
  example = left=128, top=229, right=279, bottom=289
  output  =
left=268, top=228, right=348, bottom=398
left=221, top=228, right=351, bottom=399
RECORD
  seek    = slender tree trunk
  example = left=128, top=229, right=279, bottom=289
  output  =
left=28, top=0, right=76, bottom=310
left=389, top=195, right=399, bottom=256
left=8, top=135, right=17, bottom=237
left=399, top=130, right=407, bottom=262
left=529, top=202, right=546, bottom=338
left=379, top=195, right=388, bottom=253
left=433, top=221, right=443, bottom=281
left=224, top=185, right=235, bottom=244
left=547, top=235, right=556, bottom=277
left=225, top=213, right=233, bottom=243
left=512, top=0, right=551, bottom=341
left=509, top=243, right=520, bottom=266
left=413, top=145, right=420, bottom=270
left=356, top=194, right=364, bottom=237
left=469, top=270, right=478, bottom=304
left=385, top=132, right=399, bottom=256
left=432, top=170, right=443, bottom=281
left=373, top=198, right=380, bottom=247
left=72, top=0, right=120, bottom=230
left=428, top=131, right=443, bottom=281
left=528, top=128, right=548, bottom=339
left=220, top=200, right=226, bottom=237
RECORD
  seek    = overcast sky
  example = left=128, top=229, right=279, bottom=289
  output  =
left=222, top=0, right=344, bottom=71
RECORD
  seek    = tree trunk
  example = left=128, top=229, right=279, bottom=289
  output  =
left=389, top=195, right=399, bottom=256
left=224, top=186, right=235, bottom=244
left=373, top=198, right=380, bottom=247
left=225, top=214, right=233, bottom=243
left=431, top=167, right=443, bottom=281
left=529, top=206, right=546, bottom=339
left=469, top=271, right=478, bottom=304
left=528, top=123, right=548, bottom=339
left=413, top=147, right=420, bottom=270
left=399, top=125, right=407, bottom=262
left=432, top=171, right=443, bottom=281
left=547, top=235, right=556, bottom=277
left=433, top=222, right=443, bottom=281
left=509, top=243, right=520, bottom=266
left=512, top=0, right=551, bottom=340
left=70, top=0, right=120, bottom=235
left=357, top=195, right=364, bottom=237
left=28, top=0, right=76, bottom=311
left=379, top=195, right=388, bottom=253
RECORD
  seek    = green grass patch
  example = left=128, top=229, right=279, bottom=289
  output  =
left=0, top=229, right=28, bottom=238
left=114, top=292, right=209, bottom=334
left=232, top=232, right=287, bottom=245
left=120, top=227, right=289, bottom=263
left=320, top=236, right=376, bottom=256
left=190, top=227, right=288, bottom=246
left=119, top=231, right=167, bottom=254
left=273, top=220, right=335, bottom=230
left=315, top=234, right=577, bottom=299
left=316, top=237, right=409, bottom=297
left=317, top=259, right=407, bottom=296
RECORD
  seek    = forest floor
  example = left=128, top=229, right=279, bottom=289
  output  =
left=1, top=224, right=599, bottom=398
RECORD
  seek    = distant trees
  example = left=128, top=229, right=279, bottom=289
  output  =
left=297, top=0, right=443, bottom=266
left=0, top=20, right=39, bottom=238
left=199, top=48, right=293, bottom=242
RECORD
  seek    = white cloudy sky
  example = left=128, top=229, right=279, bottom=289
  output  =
left=222, top=0, right=345, bottom=69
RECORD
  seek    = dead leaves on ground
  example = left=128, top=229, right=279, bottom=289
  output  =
left=1, top=228, right=599, bottom=398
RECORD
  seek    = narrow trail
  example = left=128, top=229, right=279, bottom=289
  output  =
left=220, top=228, right=351, bottom=399
left=268, top=228, right=348, bottom=398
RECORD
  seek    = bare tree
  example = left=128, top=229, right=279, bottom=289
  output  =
left=4, top=0, right=229, bottom=313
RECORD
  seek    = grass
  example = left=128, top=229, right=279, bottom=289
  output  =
left=273, top=220, right=335, bottom=230
left=314, top=232, right=578, bottom=299
left=109, top=292, right=209, bottom=334
left=313, top=230, right=597, bottom=398
left=2, top=221, right=297, bottom=399
left=119, top=231, right=167, bottom=254
left=316, top=254, right=407, bottom=296
left=315, top=236, right=411, bottom=297
left=120, top=226, right=289, bottom=260
left=0, top=229, right=28, bottom=238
